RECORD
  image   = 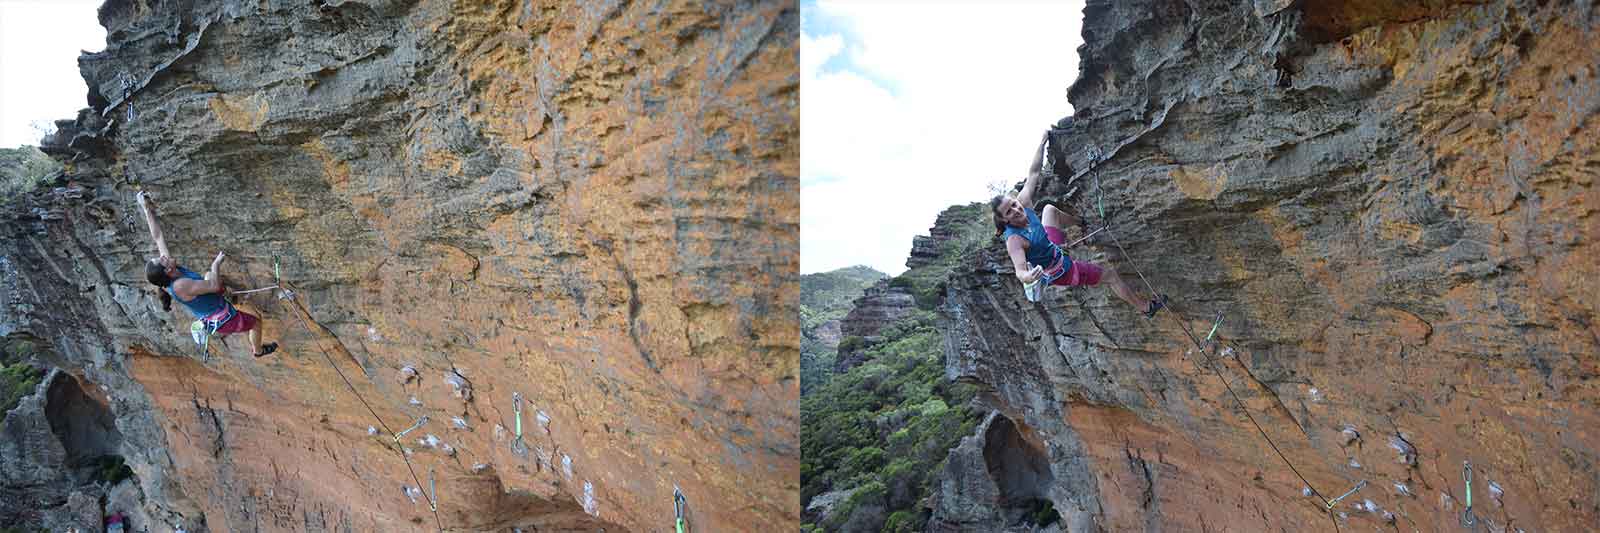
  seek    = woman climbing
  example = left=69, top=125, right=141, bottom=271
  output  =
left=991, top=132, right=1167, bottom=317
left=136, top=191, right=277, bottom=357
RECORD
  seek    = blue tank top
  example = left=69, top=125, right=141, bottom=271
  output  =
left=1002, top=207, right=1069, bottom=269
left=166, top=266, right=228, bottom=318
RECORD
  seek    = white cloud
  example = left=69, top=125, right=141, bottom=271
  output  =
left=0, top=1, right=105, bottom=148
left=801, top=1, right=1084, bottom=275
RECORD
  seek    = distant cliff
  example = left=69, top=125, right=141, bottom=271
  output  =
left=1, top=1, right=797, bottom=531
left=800, top=266, right=884, bottom=395
left=929, top=1, right=1597, bottom=531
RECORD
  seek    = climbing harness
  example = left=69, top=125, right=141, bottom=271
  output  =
left=189, top=319, right=217, bottom=359
left=1020, top=225, right=1112, bottom=303
left=188, top=306, right=237, bottom=360
left=1324, top=479, right=1368, bottom=512
left=1462, top=460, right=1476, bottom=527
left=674, top=485, right=688, bottom=533
left=1022, top=225, right=1110, bottom=303
left=511, top=392, right=528, bottom=456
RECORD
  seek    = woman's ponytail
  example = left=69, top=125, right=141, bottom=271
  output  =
left=145, top=260, right=174, bottom=311
left=990, top=194, right=1009, bottom=236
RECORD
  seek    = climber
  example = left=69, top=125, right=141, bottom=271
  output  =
left=991, top=131, right=1167, bottom=317
left=135, top=191, right=278, bottom=357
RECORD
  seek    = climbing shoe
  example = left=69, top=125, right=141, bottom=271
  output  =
left=1143, top=294, right=1169, bottom=319
left=255, top=342, right=278, bottom=358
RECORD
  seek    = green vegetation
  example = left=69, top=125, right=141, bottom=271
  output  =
left=1, top=337, right=45, bottom=424
left=800, top=266, right=885, bottom=395
left=89, top=455, right=134, bottom=485
left=801, top=310, right=981, bottom=532
left=1026, top=498, right=1061, bottom=527
left=835, top=335, right=865, bottom=354
left=0, top=146, right=61, bottom=198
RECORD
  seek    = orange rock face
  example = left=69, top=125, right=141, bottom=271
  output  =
left=15, top=1, right=797, bottom=531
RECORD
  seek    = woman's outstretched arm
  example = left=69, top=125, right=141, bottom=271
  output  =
left=1015, top=131, right=1050, bottom=208
left=1005, top=236, right=1040, bottom=283
left=135, top=191, right=171, bottom=258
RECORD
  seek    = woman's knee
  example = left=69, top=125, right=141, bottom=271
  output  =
left=1041, top=204, right=1063, bottom=226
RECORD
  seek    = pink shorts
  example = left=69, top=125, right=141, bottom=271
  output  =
left=1044, top=226, right=1103, bottom=287
left=205, top=308, right=258, bottom=335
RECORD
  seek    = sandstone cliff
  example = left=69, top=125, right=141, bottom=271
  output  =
left=931, top=1, right=1597, bottom=531
left=1, top=1, right=796, bottom=531
left=832, top=279, right=915, bottom=374
left=800, top=266, right=884, bottom=395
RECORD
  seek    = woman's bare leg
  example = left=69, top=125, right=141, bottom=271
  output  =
left=232, top=301, right=268, bottom=355
left=1041, top=204, right=1081, bottom=230
left=1100, top=266, right=1145, bottom=311
left=1046, top=204, right=1160, bottom=314
left=248, top=323, right=264, bottom=354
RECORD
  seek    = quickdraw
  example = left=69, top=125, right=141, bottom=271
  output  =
left=1462, top=460, right=1476, bottom=527
left=1204, top=312, right=1224, bottom=344
left=1324, top=479, right=1368, bottom=512
left=428, top=468, right=439, bottom=513
left=511, top=393, right=528, bottom=456
left=1088, top=144, right=1106, bottom=221
left=395, top=416, right=432, bottom=438
left=674, top=485, right=688, bottom=533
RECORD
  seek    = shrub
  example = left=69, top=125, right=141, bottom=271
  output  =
left=0, top=146, right=61, bottom=198
left=0, top=362, right=43, bottom=422
left=1027, top=498, right=1061, bottom=526
left=837, top=335, right=866, bottom=353
left=91, top=455, right=134, bottom=485
left=882, top=510, right=925, bottom=533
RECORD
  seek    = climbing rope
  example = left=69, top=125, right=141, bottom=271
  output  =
left=1064, top=226, right=1107, bottom=249
left=1100, top=224, right=1342, bottom=511
left=1074, top=153, right=1356, bottom=516
left=230, top=284, right=279, bottom=295
left=278, top=280, right=445, bottom=532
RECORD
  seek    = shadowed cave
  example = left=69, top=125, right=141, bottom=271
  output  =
left=983, top=415, right=1058, bottom=526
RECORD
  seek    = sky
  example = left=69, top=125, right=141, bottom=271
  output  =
left=0, top=0, right=106, bottom=148
left=800, top=1, right=1085, bottom=276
